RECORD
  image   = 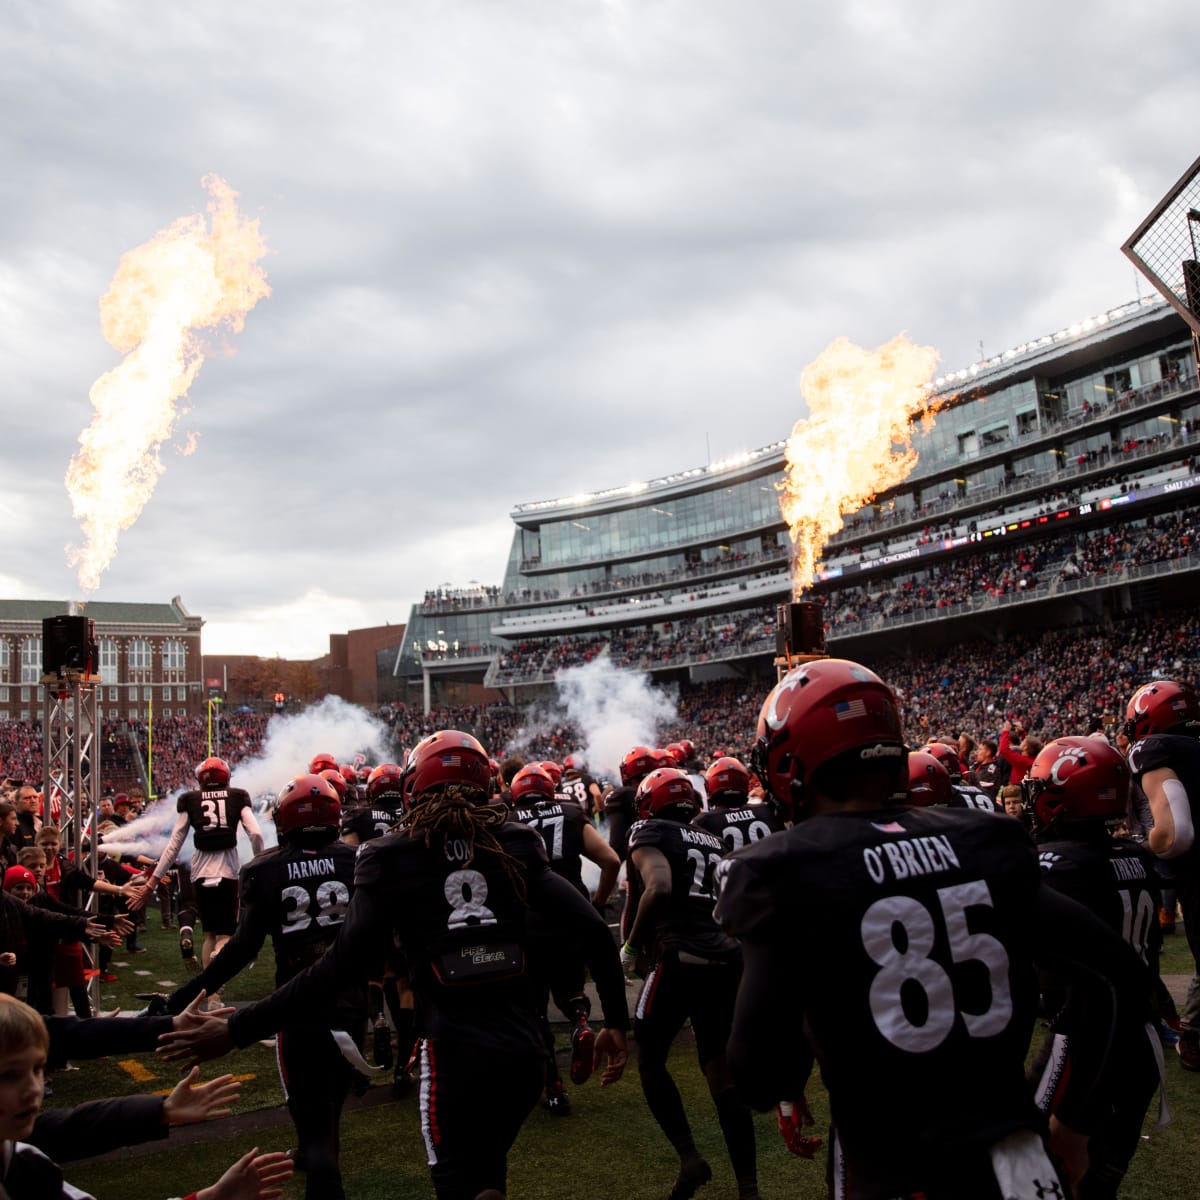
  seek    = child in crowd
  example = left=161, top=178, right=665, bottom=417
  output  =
left=36, top=827, right=134, bottom=1018
left=1001, top=783, right=1026, bottom=824
left=0, top=992, right=293, bottom=1199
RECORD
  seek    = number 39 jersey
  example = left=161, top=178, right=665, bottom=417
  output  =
left=691, top=803, right=785, bottom=854
left=239, top=841, right=359, bottom=986
left=627, top=818, right=740, bottom=964
left=715, top=806, right=1044, bottom=1167
left=179, top=786, right=253, bottom=852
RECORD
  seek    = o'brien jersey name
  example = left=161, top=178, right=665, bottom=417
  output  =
left=286, top=857, right=337, bottom=881
left=862, top=834, right=961, bottom=884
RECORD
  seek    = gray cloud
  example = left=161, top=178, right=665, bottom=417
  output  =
left=3, top=0, right=1199, bottom=652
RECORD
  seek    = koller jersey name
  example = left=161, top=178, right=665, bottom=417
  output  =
left=286, top=857, right=337, bottom=881
left=863, top=834, right=961, bottom=883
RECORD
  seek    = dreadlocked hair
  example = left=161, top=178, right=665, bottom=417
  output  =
left=398, top=784, right=527, bottom=905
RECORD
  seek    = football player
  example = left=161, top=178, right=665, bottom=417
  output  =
left=343, top=762, right=416, bottom=1091
left=162, top=773, right=361, bottom=1200
left=717, top=658, right=1150, bottom=1199
left=1125, top=678, right=1200, bottom=1070
left=1024, top=737, right=1165, bottom=1199
left=693, top=757, right=785, bottom=851
left=507, top=762, right=620, bottom=1113
left=559, top=753, right=603, bottom=820
left=159, top=730, right=630, bottom=1200
left=606, top=746, right=659, bottom=862
left=623, top=767, right=760, bottom=1200
left=923, top=741, right=1003, bottom=813
left=131, top=757, right=265, bottom=976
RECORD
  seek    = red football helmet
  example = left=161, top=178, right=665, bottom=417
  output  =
left=636, top=768, right=700, bottom=821
left=308, top=752, right=338, bottom=775
left=907, top=751, right=952, bottom=808
left=921, top=742, right=964, bottom=782
left=538, top=760, right=563, bottom=787
left=275, top=773, right=342, bottom=840
left=564, top=753, right=584, bottom=773
left=1124, top=680, right=1200, bottom=742
left=665, top=742, right=688, bottom=765
left=1021, top=736, right=1130, bottom=836
left=195, top=757, right=231, bottom=789
left=320, top=768, right=348, bottom=801
left=648, top=747, right=677, bottom=770
left=510, top=763, right=556, bottom=806
left=620, top=746, right=658, bottom=788
left=754, top=659, right=905, bottom=820
left=340, top=764, right=359, bottom=787
left=366, top=763, right=404, bottom=804
left=704, top=756, right=751, bottom=803
left=678, top=739, right=696, bottom=761
left=406, top=730, right=492, bottom=803
left=488, top=757, right=501, bottom=781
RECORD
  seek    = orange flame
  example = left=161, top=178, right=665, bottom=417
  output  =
left=65, top=175, right=269, bottom=592
left=779, top=334, right=944, bottom=598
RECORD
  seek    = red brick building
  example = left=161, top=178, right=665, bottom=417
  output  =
left=0, top=596, right=204, bottom=722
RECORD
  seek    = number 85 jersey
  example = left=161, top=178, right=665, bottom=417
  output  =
left=715, top=806, right=1045, bottom=1169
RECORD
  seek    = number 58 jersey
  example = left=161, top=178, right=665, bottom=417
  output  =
left=715, top=806, right=1044, bottom=1167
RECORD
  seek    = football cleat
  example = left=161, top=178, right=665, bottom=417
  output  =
left=542, top=1080, right=571, bottom=1116
left=668, top=1155, right=713, bottom=1200
left=569, top=1017, right=595, bottom=1085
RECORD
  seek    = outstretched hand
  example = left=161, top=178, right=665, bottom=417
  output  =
left=594, top=1027, right=628, bottom=1087
left=158, top=992, right=236, bottom=1070
left=162, top=1066, right=241, bottom=1126
left=196, top=1147, right=293, bottom=1200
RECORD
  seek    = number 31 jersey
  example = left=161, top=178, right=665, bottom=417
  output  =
left=715, top=806, right=1043, bottom=1167
left=179, top=786, right=253, bottom=851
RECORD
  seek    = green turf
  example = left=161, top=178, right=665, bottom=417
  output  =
left=51, top=920, right=1200, bottom=1199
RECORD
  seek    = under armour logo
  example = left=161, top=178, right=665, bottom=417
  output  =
left=1031, top=1179, right=1063, bottom=1200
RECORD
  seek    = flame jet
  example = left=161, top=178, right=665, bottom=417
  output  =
left=66, top=175, right=269, bottom=592
left=779, top=335, right=944, bottom=598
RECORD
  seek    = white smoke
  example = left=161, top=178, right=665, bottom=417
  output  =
left=99, top=697, right=392, bottom=864
left=229, top=695, right=391, bottom=801
left=552, top=653, right=677, bottom=781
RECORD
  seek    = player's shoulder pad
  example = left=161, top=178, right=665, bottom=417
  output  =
left=1127, top=735, right=1174, bottom=779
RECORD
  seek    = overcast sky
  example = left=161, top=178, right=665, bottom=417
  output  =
left=3, top=1, right=1198, bottom=659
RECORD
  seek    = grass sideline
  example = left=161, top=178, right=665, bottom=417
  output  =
left=53, top=920, right=1200, bottom=1198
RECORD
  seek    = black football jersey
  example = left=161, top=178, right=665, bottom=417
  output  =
left=558, top=773, right=594, bottom=816
left=947, top=783, right=1004, bottom=814
left=627, top=818, right=739, bottom=962
left=1129, top=733, right=1200, bottom=870
left=179, top=786, right=253, bottom=852
left=716, top=807, right=1045, bottom=1178
left=604, top=785, right=639, bottom=861
left=341, top=801, right=402, bottom=844
left=509, top=799, right=588, bottom=894
left=692, top=803, right=785, bottom=854
left=241, top=841, right=359, bottom=984
left=1037, top=834, right=1161, bottom=969
left=350, top=822, right=552, bottom=1050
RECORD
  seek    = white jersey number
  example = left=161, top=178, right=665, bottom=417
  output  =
left=861, top=880, right=1012, bottom=1053
left=281, top=880, right=350, bottom=934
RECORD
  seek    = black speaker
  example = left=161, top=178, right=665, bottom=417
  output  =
left=776, top=601, right=826, bottom=658
left=42, top=615, right=98, bottom=675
